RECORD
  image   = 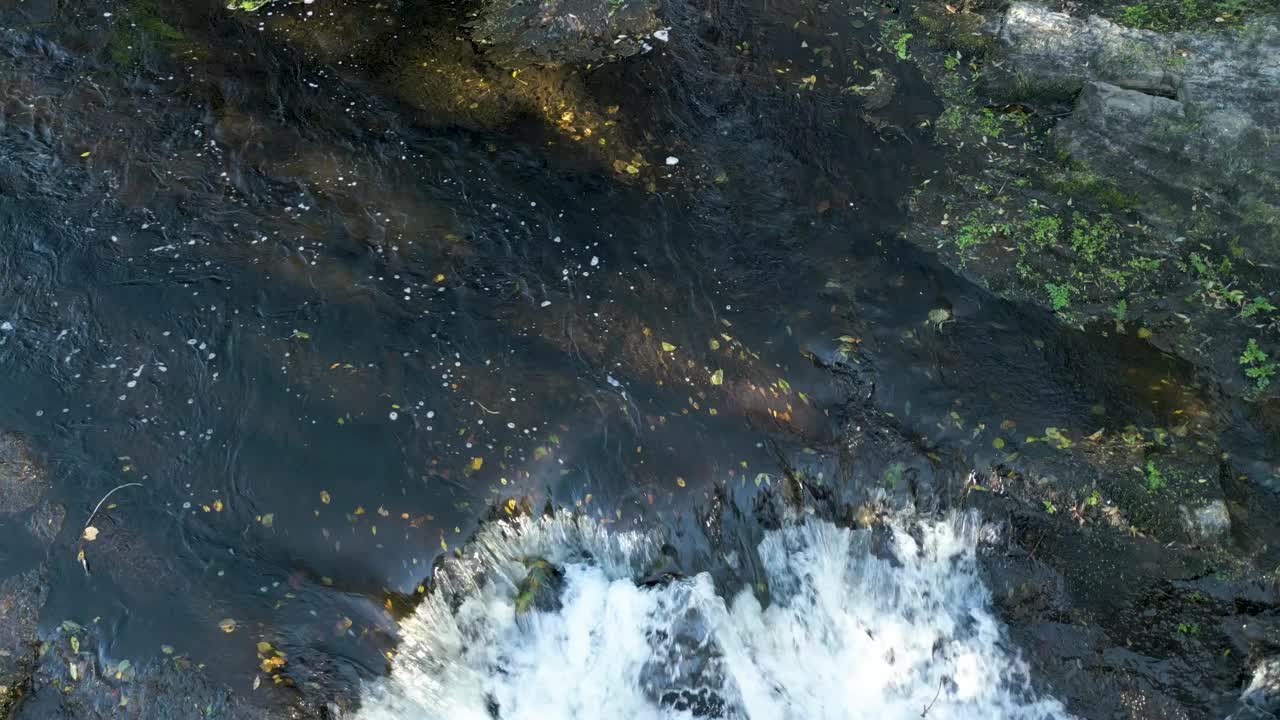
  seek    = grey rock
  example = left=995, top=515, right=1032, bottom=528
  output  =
left=0, top=432, right=46, bottom=514
left=986, top=3, right=1280, bottom=266
left=470, top=0, right=663, bottom=68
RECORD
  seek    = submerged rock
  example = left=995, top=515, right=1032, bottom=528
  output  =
left=469, top=0, right=663, bottom=68
left=0, top=432, right=47, bottom=513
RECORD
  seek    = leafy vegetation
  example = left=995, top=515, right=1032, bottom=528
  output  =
left=1239, top=338, right=1276, bottom=392
left=1144, top=459, right=1165, bottom=492
left=1045, top=282, right=1073, bottom=311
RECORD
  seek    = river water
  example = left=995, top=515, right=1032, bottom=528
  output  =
left=1, top=0, right=1275, bottom=717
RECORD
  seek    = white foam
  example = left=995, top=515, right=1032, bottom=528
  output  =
left=356, top=513, right=1072, bottom=720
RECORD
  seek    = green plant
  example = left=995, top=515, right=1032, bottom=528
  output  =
left=943, top=54, right=960, bottom=71
left=1042, top=500, right=1057, bottom=514
left=1240, top=338, right=1277, bottom=392
left=1240, top=296, right=1276, bottom=319
left=1144, top=459, right=1165, bottom=492
left=1110, top=299, right=1128, bottom=322
left=1069, top=213, right=1119, bottom=264
left=1045, top=282, right=1074, bottom=311
left=1024, top=214, right=1061, bottom=249
left=1176, top=621, right=1200, bottom=635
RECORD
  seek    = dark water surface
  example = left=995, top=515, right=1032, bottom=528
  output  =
left=2, top=0, right=1276, bottom=714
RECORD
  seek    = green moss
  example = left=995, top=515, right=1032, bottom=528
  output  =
left=1114, top=0, right=1265, bottom=31
left=104, top=0, right=186, bottom=67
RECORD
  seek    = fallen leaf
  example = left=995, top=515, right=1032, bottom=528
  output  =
left=660, top=342, right=677, bottom=352
left=320, top=491, right=331, bottom=504
left=710, top=369, right=724, bottom=386
left=218, top=619, right=237, bottom=634
left=82, top=526, right=99, bottom=541
left=469, top=457, right=484, bottom=471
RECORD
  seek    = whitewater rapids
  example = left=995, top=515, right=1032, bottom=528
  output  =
left=355, top=512, right=1072, bottom=720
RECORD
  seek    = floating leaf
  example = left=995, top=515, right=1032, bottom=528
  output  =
left=212, top=499, right=224, bottom=512
left=992, top=438, right=1005, bottom=450
left=257, top=642, right=273, bottom=654
left=82, top=526, right=99, bottom=542
left=80, top=151, right=91, bottom=158
left=660, top=342, right=676, bottom=352
left=469, top=457, right=484, bottom=471
left=260, top=513, right=274, bottom=528
left=70, top=636, right=80, bottom=654
left=710, top=369, right=724, bottom=386
left=218, top=618, right=237, bottom=634
left=675, top=477, right=686, bottom=488
left=320, top=490, right=331, bottom=504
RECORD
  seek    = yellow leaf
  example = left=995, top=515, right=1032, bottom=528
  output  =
left=256, top=642, right=273, bottom=654
left=660, top=342, right=676, bottom=352
left=320, top=491, right=331, bottom=504
left=709, top=339, right=721, bottom=350
left=71, top=636, right=80, bottom=653
left=212, top=499, right=224, bottom=512
left=710, top=369, right=724, bottom=386
left=82, top=526, right=99, bottom=542
left=218, top=618, right=237, bottom=633
left=434, top=273, right=446, bottom=282
left=440, top=538, right=449, bottom=551
left=80, top=151, right=91, bottom=158
left=469, top=457, right=484, bottom=471
left=676, top=477, right=686, bottom=488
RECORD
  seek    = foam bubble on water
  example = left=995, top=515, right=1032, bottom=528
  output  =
left=356, top=512, right=1073, bottom=720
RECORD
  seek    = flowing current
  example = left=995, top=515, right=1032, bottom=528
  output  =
left=355, top=512, right=1072, bottom=720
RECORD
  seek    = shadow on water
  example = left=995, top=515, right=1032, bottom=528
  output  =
left=0, top=0, right=1276, bottom=714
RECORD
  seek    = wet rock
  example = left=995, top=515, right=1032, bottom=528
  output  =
left=514, top=558, right=565, bottom=614
left=0, top=432, right=47, bottom=513
left=0, top=568, right=47, bottom=714
left=469, top=0, right=663, bottom=68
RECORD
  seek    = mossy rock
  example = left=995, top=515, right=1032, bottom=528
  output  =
left=514, top=558, right=564, bottom=614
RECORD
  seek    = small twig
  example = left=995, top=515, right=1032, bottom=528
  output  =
left=474, top=401, right=500, bottom=415
left=85, top=483, right=143, bottom=529
left=921, top=678, right=945, bottom=717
